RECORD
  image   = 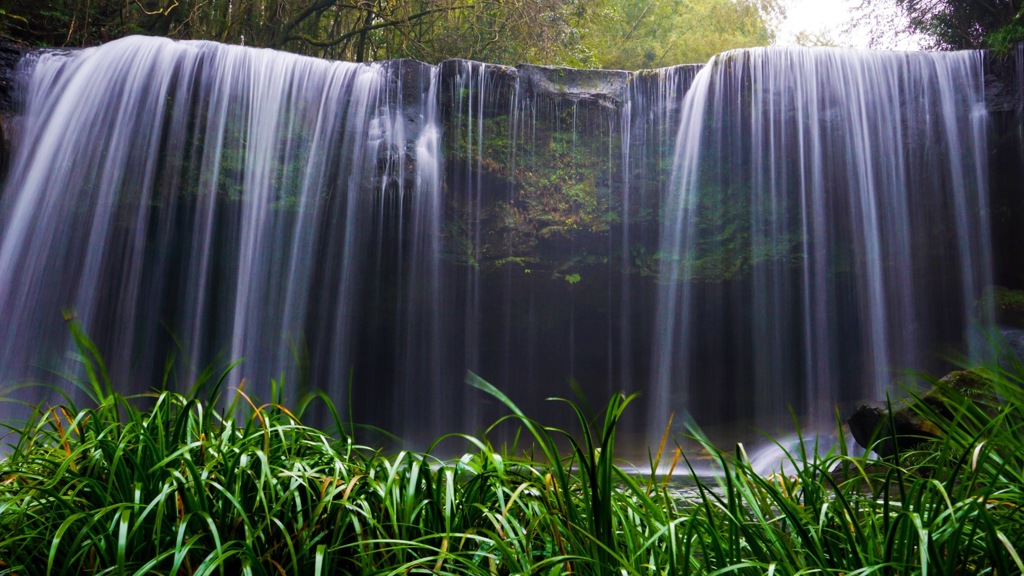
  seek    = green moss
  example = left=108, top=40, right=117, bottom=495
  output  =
left=979, top=285, right=1024, bottom=327
left=936, top=369, right=994, bottom=401
left=444, top=102, right=633, bottom=276
left=443, top=97, right=808, bottom=284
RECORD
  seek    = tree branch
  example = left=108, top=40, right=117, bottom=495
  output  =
left=132, top=0, right=180, bottom=17
left=278, top=0, right=363, bottom=43
left=280, top=4, right=476, bottom=50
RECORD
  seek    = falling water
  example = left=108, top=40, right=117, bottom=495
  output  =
left=0, top=36, right=1001, bottom=452
left=620, top=66, right=700, bottom=394
left=654, top=48, right=992, bottom=442
left=0, top=37, right=443, bottom=432
left=438, top=61, right=685, bottom=433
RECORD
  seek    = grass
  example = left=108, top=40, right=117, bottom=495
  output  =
left=0, top=326, right=1022, bottom=574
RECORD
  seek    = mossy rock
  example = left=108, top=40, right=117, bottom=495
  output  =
left=517, top=64, right=630, bottom=108
left=979, top=285, right=1024, bottom=327
left=848, top=369, right=996, bottom=459
left=848, top=403, right=938, bottom=459
left=935, top=369, right=994, bottom=401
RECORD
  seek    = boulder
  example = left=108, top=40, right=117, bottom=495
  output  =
left=848, top=403, right=940, bottom=459
left=848, top=370, right=994, bottom=459
left=517, top=64, right=630, bottom=108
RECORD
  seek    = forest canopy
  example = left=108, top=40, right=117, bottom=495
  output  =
left=2, top=1, right=1023, bottom=67
left=853, top=0, right=1024, bottom=51
left=0, top=0, right=780, bottom=68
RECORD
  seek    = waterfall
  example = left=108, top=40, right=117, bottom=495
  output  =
left=0, top=36, right=998, bottom=452
left=0, top=37, right=442, bottom=430
left=653, top=47, right=991, bottom=441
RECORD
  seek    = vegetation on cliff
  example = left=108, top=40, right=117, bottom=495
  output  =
left=0, top=0, right=778, bottom=68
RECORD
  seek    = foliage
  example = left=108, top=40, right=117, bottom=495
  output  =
left=854, top=0, right=1024, bottom=51
left=1, top=325, right=1024, bottom=573
left=443, top=97, right=802, bottom=283
left=0, top=0, right=592, bottom=65
left=0, top=0, right=138, bottom=46
left=583, top=0, right=782, bottom=69
left=658, top=177, right=801, bottom=283
left=445, top=104, right=628, bottom=276
left=793, top=29, right=839, bottom=47
left=0, top=0, right=781, bottom=69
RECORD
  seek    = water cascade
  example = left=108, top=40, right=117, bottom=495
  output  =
left=0, top=37, right=446, bottom=441
left=655, top=48, right=992, bottom=442
left=0, top=36, right=999, bottom=452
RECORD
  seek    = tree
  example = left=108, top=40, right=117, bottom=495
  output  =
left=582, top=0, right=782, bottom=69
left=109, top=0, right=593, bottom=65
left=0, top=0, right=135, bottom=46
left=1, top=0, right=781, bottom=68
left=854, top=0, right=1024, bottom=51
left=1, top=0, right=594, bottom=65
left=794, top=29, right=839, bottom=47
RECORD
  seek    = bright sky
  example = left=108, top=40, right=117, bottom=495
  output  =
left=777, top=0, right=859, bottom=45
left=775, top=0, right=923, bottom=50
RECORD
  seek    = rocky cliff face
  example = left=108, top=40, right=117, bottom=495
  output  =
left=985, top=48, right=1023, bottom=113
left=0, top=43, right=1019, bottom=114
left=1, top=42, right=1019, bottom=160
left=1, top=42, right=1021, bottom=288
left=0, top=40, right=28, bottom=172
left=0, top=38, right=1019, bottom=448
left=985, top=47, right=1024, bottom=288
left=0, top=48, right=659, bottom=131
left=0, top=41, right=27, bottom=112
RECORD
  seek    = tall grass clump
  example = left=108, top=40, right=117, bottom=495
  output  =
left=0, top=324, right=1022, bottom=574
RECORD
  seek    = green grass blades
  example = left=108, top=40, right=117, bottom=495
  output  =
left=0, top=389, right=358, bottom=574
left=1, top=342, right=1023, bottom=574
